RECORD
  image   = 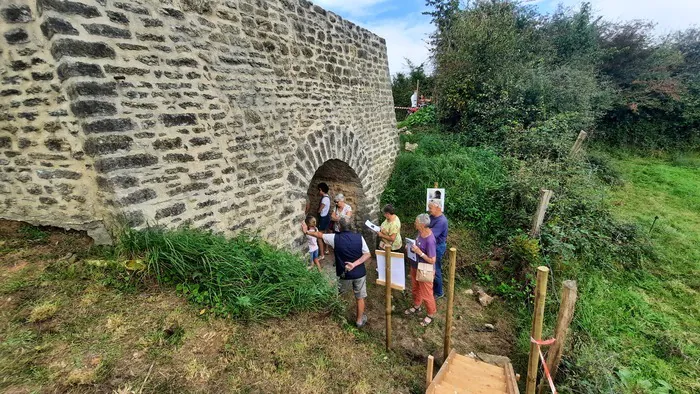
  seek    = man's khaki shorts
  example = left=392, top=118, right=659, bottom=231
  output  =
left=339, top=276, right=367, bottom=299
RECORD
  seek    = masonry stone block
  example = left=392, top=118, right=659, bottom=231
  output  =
left=152, top=137, right=182, bottom=151
left=161, top=113, right=198, bottom=127
left=2, top=5, right=32, bottom=23
left=94, top=154, right=158, bottom=173
left=114, top=2, right=149, bottom=15
left=57, top=62, right=105, bottom=81
left=116, top=43, right=149, bottom=51
left=164, top=153, right=195, bottom=163
left=4, top=28, right=29, bottom=45
left=51, top=38, right=116, bottom=60
left=38, top=0, right=100, bottom=18
left=70, top=100, right=117, bottom=118
left=84, top=135, right=133, bottom=156
left=155, top=202, right=186, bottom=219
left=83, top=118, right=134, bottom=134
left=120, top=188, right=157, bottom=205
left=40, top=17, right=79, bottom=39
left=31, top=72, right=54, bottom=81
left=67, top=81, right=117, bottom=99
left=36, top=169, right=82, bottom=180
left=107, top=11, right=129, bottom=25
left=82, top=23, right=131, bottom=39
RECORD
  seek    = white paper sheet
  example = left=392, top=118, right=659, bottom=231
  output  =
left=426, top=188, right=446, bottom=212
left=405, top=237, right=417, bottom=261
left=375, top=250, right=406, bottom=291
left=365, top=220, right=381, bottom=232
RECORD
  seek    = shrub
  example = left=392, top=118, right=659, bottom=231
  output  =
left=397, top=105, right=437, bottom=129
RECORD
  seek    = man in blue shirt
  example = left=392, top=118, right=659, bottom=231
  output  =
left=428, top=200, right=448, bottom=299
left=304, top=217, right=371, bottom=327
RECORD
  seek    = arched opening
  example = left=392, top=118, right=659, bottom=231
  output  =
left=306, top=159, right=369, bottom=234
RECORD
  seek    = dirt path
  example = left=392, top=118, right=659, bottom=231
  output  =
left=321, top=252, right=517, bottom=364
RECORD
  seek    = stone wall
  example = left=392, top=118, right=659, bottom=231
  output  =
left=0, top=0, right=398, bottom=247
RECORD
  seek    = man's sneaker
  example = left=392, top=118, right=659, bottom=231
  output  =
left=356, top=314, right=368, bottom=328
left=435, top=294, right=445, bottom=301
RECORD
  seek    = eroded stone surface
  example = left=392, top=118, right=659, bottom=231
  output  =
left=0, top=0, right=398, bottom=247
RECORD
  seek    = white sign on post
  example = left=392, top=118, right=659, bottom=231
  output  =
left=375, top=250, right=406, bottom=291
left=426, top=188, right=446, bottom=212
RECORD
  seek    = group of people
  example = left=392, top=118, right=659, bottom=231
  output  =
left=301, top=182, right=448, bottom=329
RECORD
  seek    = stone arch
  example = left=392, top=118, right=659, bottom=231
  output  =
left=305, top=159, right=368, bottom=232
left=284, top=127, right=380, bottom=244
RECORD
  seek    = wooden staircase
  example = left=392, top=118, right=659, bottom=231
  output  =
left=426, top=350, right=520, bottom=394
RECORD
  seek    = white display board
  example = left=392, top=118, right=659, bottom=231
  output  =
left=426, top=188, right=446, bottom=212
left=375, top=250, right=406, bottom=291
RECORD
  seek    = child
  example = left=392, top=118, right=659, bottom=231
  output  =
left=304, top=215, right=322, bottom=271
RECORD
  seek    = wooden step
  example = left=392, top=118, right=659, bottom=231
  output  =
left=441, top=371, right=508, bottom=394
left=452, top=354, right=505, bottom=375
left=447, top=358, right=505, bottom=381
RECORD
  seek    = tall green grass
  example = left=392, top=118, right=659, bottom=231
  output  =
left=119, top=228, right=341, bottom=321
left=382, top=131, right=509, bottom=240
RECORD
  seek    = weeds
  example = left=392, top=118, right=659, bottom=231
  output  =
left=27, top=301, right=59, bottom=323
left=118, top=227, right=342, bottom=321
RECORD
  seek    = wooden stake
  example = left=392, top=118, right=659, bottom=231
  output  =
left=426, top=355, right=434, bottom=387
left=434, top=182, right=438, bottom=188
left=530, top=189, right=554, bottom=238
left=443, top=248, right=457, bottom=359
left=569, top=131, right=588, bottom=157
left=385, top=245, right=392, bottom=351
left=526, top=266, right=550, bottom=394
left=537, top=280, right=578, bottom=394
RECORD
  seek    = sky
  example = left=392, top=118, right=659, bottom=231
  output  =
left=312, top=0, right=700, bottom=76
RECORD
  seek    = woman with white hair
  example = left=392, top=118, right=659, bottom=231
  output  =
left=331, top=193, right=352, bottom=233
left=404, top=213, right=437, bottom=327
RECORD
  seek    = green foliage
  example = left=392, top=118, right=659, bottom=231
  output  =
left=430, top=0, right=699, bottom=150
left=396, top=105, right=436, bottom=129
left=382, top=131, right=509, bottom=239
left=118, top=227, right=341, bottom=321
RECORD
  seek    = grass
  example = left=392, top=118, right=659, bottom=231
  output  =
left=559, top=150, right=700, bottom=393
left=118, top=227, right=341, bottom=321
left=601, top=152, right=700, bottom=392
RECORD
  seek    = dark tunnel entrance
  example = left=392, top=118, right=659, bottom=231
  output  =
left=306, top=159, right=371, bottom=238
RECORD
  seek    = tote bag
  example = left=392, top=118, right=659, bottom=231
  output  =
left=416, top=262, right=434, bottom=283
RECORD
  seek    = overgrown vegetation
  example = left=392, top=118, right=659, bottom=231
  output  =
left=384, top=0, right=699, bottom=392
left=119, top=227, right=341, bottom=321
left=407, top=0, right=700, bottom=150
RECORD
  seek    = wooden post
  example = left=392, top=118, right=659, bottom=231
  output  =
left=569, top=131, right=588, bottom=157
left=530, top=189, right=554, bottom=238
left=537, top=280, right=578, bottom=394
left=527, top=266, right=550, bottom=394
left=434, top=182, right=438, bottom=188
left=384, top=245, right=392, bottom=351
left=426, top=355, right=434, bottom=387
left=443, top=248, right=457, bottom=359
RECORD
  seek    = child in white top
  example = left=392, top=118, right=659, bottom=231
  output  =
left=304, top=215, right=321, bottom=271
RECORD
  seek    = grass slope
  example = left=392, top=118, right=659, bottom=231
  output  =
left=603, top=151, right=700, bottom=392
